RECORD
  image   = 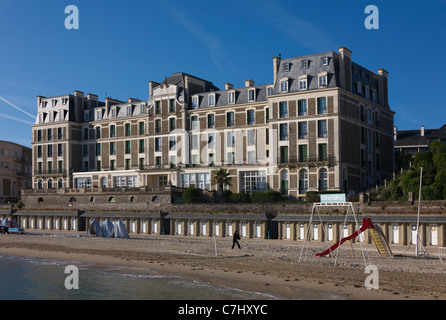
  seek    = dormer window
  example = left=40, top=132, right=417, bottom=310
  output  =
left=41, top=101, right=48, bottom=108
left=192, top=96, right=198, bottom=109
left=302, top=60, right=310, bottom=69
left=208, top=94, right=215, bottom=107
left=322, top=57, right=328, bottom=66
left=267, top=86, right=273, bottom=96
left=299, top=76, right=308, bottom=90
left=52, top=99, right=57, bottom=107
left=62, top=98, right=68, bottom=105
left=111, top=108, right=117, bottom=118
left=280, top=79, right=288, bottom=93
left=248, top=89, right=256, bottom=102
left=283, top=63, right=290, bottom=72
left=126, top=105, right=132, bottom=116
left=140, top=104, right=146, bottom=114
left=84, top=110, right=90, bottom=122
left=318, top=72, right=328, bottom=88
left=228, top=91, right=235, bottom=104
left=96, top=109, right=102, bottom=120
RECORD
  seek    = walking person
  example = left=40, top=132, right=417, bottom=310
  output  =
left=232, top=230, right=241, bottom=249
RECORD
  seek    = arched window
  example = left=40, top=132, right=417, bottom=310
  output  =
left=299, top=169, right=308, bottom=194
left=129, top=196, right=136, bottom=202
left=101, top=177, right=108, bottom=188
left=38, top=179, right=43, bottom=189
left=108, top=196, right=116, bottom=203
left=38, top=197, right=44, bottom=203
left=70, top=197, right=76, bottom=203
left=48, top=179, right=53, bottom=189
left=319, top=168, right=328, bottom=191
left=58, top=178, right=63, bottom=189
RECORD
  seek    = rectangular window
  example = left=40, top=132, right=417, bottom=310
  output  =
left=191, top=134, right=198, bottom=150
left=58, top=144, right=63, bottom=157
left=125, top=158, right=131, bottom=170
left=155, top=101, right=161, bottom=114
left=110, top=160, right=115, bottom=171
left=169, top=99, right=176, bottom=113
left=299, top=78, right=307, bottom=90
left=48, top=161, right=53, bottom=174
left=298, top=122, right=307, bottom=139
left=169, top=118, right=176, bottom=131
left=318, top=120, right=327, bottom=138
left=280, top=146, right=288, bottom=163
left=139, top=158, right=145, bottom=170
left=279, top=123, right=288, bottom=141
left=248, top=89, right=255, bottom=102
left=125, top=141, right=131, bottom=154
left=110, top=125, right=116, bottom=138
left=298, top=99, right=307, bottom=116
left=208, top=95, right=215, bottom=107
left=208, top=134, right=215, bottom=149
left=58, top=160, right=63, bottom=174
left=139, top=139, right=145, bottom=153
left=247, top=129, right=255, bottom=146
left=58, top=128, right=63, bottom=140
left=48, top=129, right=53, bottom=141
left=95, top=127, right=101, bottom=139
left=319, top=75, right=327, bottom=88
left=155, top=137, right=161, bottom=151
left=227, top=131, right=235, bottom=148
left=317, top=97, right=327, bottom=114
left=37, top=130, right=42, bottom=142
left=240, top=171, right=267, bottom=194
left=110, top=142, right=116, bottom=155
left=125, top=123, right=131, bottom=137
left=226, top=112, right=235, bottom=127
left=83, top=144, right=88, bottom=157
left=47, top=145, right=53, bottom=157
left=155, top=119, right=161, bottom=133
left=155, top=156, right=162, bottom=167
left=228, top=92, right=235, bottom=104
left=139, top=122, right=145, bottom=135
left=319, top=143, right=327, bottom=161
left=280, top=81, right=288, bottom=92
left=299, top=145, right=308, bottom=162
left=247, top=110, right=255, bottom=125
left=126, top=106, right=132, bottom=116
left=37, top=146, right=42, bottom=158
left=95, top=143, right=101, bottom=156
left=207, top=114, right=215, bottom=128
left=267, top=87, right=273, bottom=96
left=191, top=116, right=199, bottom=130
left=96, top=160, right=101, bottom=172
left=279, top=102, right=288, bottom=118
left=192, top=96, right=198, bottom=109
left=265, top=108, right=269, bottom=123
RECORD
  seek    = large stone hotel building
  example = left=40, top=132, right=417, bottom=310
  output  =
left=31, top=47, right=394, bottom=198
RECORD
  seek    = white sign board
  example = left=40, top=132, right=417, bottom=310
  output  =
left=320, top=193, right=346, bottom=203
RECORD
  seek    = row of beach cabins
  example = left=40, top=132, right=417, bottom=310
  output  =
left=2, top=209, right=446, bottom=249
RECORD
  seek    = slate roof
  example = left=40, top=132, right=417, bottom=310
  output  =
left=395, top=124, right=446, bottom=148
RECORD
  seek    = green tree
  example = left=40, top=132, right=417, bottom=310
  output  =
left=211, top=168, right=232, bottom=196
left=183, top=187, right=201, bottom=203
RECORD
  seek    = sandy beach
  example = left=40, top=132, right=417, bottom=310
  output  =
left=0, top=231, right=445, bottom=300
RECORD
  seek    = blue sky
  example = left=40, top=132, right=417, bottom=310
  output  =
left=0, top=0, right=445, bottom=147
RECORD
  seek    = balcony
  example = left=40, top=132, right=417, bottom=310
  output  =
left=278, top=156, right=337, bottom=167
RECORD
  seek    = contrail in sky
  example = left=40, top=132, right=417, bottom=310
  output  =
left=0, top=113, right=34, bottom=125
left=0, top=96, right=35, bottom=119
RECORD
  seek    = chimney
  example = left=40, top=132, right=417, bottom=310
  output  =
left=378, top=68, right=389, bottom=108
left=87, top=94, right=98, bottom=101
left=73, top=90, right=84, bottom=98
left=338, top=47, right=352, bottom=91
left=245, top=80, right=255, bottom=87
left=273, top=55, right=281, bottom=85
left=225, top=83, right=233, bottom=90
left=394, top=126, right=398, bottom=141
left=184, top=75, right=189, bottom=90
left=420, top=125, right=425, bottom=137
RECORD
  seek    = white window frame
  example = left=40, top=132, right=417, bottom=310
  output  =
left=299, top=76, right=308, bottom=90
left=208, top=94, right=215, bottom=107
left=280, top=78, right=289, bottom=93
left=228, top=91, right=235, bottom=104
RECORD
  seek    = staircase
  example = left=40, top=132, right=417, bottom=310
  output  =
left=369, top=224, right=393, bottom=257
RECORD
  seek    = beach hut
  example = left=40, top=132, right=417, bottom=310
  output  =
left=87, top=218, right=102, bottom=237
left=101, top=219, right=114, bottom=238
left=113, top=219, right=129, bottom=239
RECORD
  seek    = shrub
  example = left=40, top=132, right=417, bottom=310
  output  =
left=182, top=187, right=201, bottom=203
left=251, top=190, right=281, bottom=203
left=229, top=193, right=251, bottom=203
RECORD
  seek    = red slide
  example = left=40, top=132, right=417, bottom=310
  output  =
left=315, top=218, right=373, bottom=257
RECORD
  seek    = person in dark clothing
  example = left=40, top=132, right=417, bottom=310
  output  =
left=232, top=230, right=241, bottom=249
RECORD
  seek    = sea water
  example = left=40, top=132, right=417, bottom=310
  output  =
left=0, top=254, right=283, bottom=300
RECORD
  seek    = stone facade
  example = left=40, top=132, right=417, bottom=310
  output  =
left=31, top=47, right=394, bottom=198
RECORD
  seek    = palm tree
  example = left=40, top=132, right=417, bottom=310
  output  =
left=211, top=168, right=232, bottom=196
